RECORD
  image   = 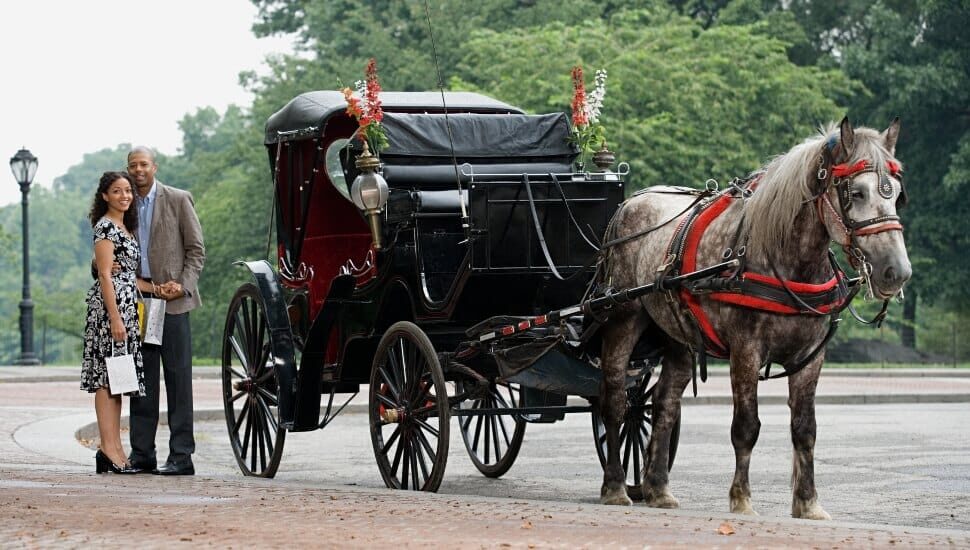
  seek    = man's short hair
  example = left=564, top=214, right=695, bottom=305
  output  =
left=128, top=145, right=157, bottom=163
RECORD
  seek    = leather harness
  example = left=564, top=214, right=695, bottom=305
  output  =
left=613, top=142, right=906, bottom=381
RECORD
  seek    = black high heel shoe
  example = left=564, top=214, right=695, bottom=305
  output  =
left=95, top=450, right=140, bottom=474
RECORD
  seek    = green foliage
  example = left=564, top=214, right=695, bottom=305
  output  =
left=454, top=10, right=850, bottom=191
left=7, top=0, right=967, bottom=363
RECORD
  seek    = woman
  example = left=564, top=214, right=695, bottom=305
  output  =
left=81, top=171, right=154, bottom=473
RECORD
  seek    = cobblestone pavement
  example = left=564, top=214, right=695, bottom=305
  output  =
left=2, top=366, right=969, bottom=547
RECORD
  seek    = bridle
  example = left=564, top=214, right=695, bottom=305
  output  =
left=814, top=141, right=907, bottom=318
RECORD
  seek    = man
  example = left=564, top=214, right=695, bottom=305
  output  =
left=126, top=146, right=205, bottom=475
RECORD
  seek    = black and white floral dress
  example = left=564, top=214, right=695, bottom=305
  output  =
left=80, top=218, right=145, bottom=396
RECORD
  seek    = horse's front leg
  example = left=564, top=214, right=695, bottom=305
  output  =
left=642, top=342, right=691, bottom=509
left=729, top=348, right=762, bottom=515
left=788, top=355, right=831, bottom=520
left=598, top=312, right=645, bottom=505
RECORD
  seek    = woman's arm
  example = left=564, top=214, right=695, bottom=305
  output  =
left=94, top=239, right=126, bottom=343
left=135, top=278, right=157, bottom=295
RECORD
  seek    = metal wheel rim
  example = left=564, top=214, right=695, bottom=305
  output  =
left=370, top=322, right=450, bottom=491
left=458, top=381, right=526, bottom=478
left=592, top=374, right=679, bottom=490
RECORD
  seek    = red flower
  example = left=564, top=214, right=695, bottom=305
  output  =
left=343, top=87, right=364, bottom=122
left=571, top=66, right=588, bottom=128
left=364, top=58, right=384, bottom=125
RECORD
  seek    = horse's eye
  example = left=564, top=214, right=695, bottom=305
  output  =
left=851, top=190, right=864, bottom=199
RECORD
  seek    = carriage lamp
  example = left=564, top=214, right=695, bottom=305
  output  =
left=351, top=141, right=389, bottom=249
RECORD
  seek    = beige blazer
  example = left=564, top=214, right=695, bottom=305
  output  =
left=147, top=182, right=205, bottom=315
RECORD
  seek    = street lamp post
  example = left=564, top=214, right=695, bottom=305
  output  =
left=10, top=148, right=40, bottom=365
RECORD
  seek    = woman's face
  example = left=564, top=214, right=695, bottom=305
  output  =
left=102, top=178, right=134, bottom=214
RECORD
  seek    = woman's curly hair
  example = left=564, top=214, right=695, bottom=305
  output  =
left=88, top=171, right=138, bottom=232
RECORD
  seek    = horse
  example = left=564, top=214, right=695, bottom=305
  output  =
left=596, top=117, right=911, bottom=519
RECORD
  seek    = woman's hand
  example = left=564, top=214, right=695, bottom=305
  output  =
left=110, top=316, right=127, bottom=342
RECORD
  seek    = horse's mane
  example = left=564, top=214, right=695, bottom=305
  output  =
left=743, top=123, right=896, bottom=258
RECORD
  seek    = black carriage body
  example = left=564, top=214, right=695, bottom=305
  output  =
left=256, top=91, right=623, bottom=430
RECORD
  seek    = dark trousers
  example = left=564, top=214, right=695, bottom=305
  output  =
left=129, top=311, right=194, bottom=465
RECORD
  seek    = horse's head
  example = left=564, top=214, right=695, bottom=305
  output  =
left=816, top=117, right=911, bottom=299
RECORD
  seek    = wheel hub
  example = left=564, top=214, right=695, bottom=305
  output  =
left=234, top=378, right=254, bottom=392
left=380, top=407, right=408, bottom=424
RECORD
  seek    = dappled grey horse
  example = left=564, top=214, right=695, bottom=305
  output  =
left=597, top=118, right=911, bottom=518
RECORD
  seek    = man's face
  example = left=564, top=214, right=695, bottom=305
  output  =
left=127, top=152, right=157, bottom=194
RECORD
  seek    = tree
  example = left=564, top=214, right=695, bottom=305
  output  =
left=453, top=8, right=851, bottom=191
left=832, top=0, right=970, bottom=347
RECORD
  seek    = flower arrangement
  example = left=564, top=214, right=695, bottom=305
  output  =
left=342, top=58, right=388, bottom=155
left=569, top=66, right=608, bottom=168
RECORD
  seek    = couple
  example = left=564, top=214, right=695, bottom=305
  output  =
left=80, top=146, right=205, bottom=475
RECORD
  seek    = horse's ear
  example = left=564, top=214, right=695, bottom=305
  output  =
left=883, top=117, right=901, bottom=155
left=839, top=116, right=855, bottom=157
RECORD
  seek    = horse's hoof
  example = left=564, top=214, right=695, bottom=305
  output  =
left=643, top=488, right=679, bottom=509
left=600, top=486, right=633, bottom=506
left=730, top=501, right=759, bottom=516
left=793, top=500, right=831, bottom=520
left=730, top=494, right=759, bottom=515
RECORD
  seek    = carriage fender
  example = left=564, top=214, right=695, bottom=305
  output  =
left=233, top=260, right=298, bottom=428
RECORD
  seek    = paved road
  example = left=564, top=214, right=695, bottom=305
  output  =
left=2, top=366, right=970, bottom=547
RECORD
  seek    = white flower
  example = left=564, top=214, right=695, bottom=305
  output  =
left=355, top=79, right=369, bottom=118
left=584, top=69, right=607, bottom=124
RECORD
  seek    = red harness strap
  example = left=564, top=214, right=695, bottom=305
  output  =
left=671, top=191, right=849, bottom=358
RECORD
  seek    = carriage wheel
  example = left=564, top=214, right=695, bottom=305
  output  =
left=457, top=381, right=527, bottom=478
left=222, top=283, right=286, bottom=478
left=369, top=321, right=450, bottom=491
left=591, top=370, right=680, bottom=500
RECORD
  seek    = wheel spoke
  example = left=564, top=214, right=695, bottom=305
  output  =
left=632, top=422, right=642, bottom=487
left=233, top=397, right=251, bottom=437
left=229, top=390, right=246, bottom=404
left=471, top=406, right=484, bottom=453
left=400, top=437, right=411, bottom=488
left=256, top=393, right=279, bottom=436
left=390, top=431, right=406, bottom=479
left=410, top=370, right=433, bottom=409
left=381, top=425, right=402, bottom=455
left=377, top=366, right=401, bottom=402
left=621, top=421, right=633, bottom=473
left=412, top=417, right=440, bottom=438
left=413, top=434, right=431, bottom=483
left=415, top=424, right=437, bottom=460
left=228, top=334, right=249, bottom=373
left=375, top=392, right=397, bottom=409
left=496, top=408, right=512, bottom=447
left=409, top=441, right=421, bottom=489
left=256, top=385, right=279, bottom=407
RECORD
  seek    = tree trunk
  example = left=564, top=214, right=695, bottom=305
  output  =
left=900, top=289, right=917, bottom=348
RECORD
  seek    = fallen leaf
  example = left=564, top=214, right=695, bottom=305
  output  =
left=717, top=522, right=736, bottom=535
left=521, top=521, right=533, bottom=529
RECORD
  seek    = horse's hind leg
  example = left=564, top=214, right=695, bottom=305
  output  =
left=598, top=311, right=647, bottom=506
left=788, top=356, right=831, bottom=520
left=642, top=342, right=691, bottom=509
left=729, top=349, right=762, bottom=515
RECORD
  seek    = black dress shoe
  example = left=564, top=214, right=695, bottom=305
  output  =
left=154, top=461, right=195, bottom=476
left=128, top=458, right=157, bottom=473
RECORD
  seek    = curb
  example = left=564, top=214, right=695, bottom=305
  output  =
left=76, top=391, right=970, bottom=446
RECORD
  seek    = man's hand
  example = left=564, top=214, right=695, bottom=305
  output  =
left=157, top=281, right=184, bottom=301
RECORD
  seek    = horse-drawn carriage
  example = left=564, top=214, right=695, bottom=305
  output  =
left=223, top=89, right=911, bottom=516
left=222, top=90, right=704, bottom=490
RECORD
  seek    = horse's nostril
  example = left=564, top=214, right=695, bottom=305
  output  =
left=883, top=266, right=896, bottom=284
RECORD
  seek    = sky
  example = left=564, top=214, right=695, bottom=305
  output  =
left=0, top=1, right=292, bottom=207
